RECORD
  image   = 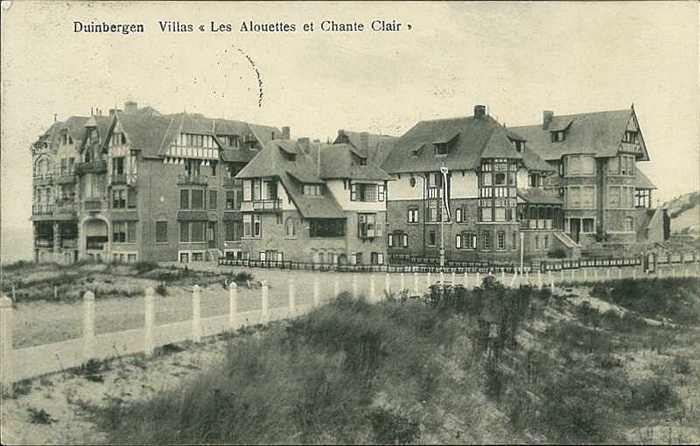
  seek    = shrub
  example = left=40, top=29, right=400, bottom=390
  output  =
left=368, top=408, right=420, bottom=444
left=548, top=247, right=568, bottom=259
left=627, top=378, right=679, bottom=411
left=233, top=271, right=255, bottom=283
left=27, top=407, right=56, bottom=425
left=672, top=356, right=692, bottom=375
left=133, top=261, right=159, bottom=274
left=155, top=283, right=168, bottom=297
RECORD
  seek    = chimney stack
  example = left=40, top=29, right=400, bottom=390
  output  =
left=124, top=101, right=138, bottom=113
left=109, top=108, right=122, bottom=116
left=298, top=137, right=310, bottom=153
left=474, top=105, right=486, bottom=119
left=282, top=126, right=290, bottom=140
left=359, top=131, right=369, bottom=150
left=543, top=111, right=554, bottom=130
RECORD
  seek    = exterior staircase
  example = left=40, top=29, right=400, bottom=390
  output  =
left=552, top=231, right=582, bottom=258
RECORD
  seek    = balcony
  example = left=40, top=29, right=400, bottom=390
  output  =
left=35, top=239, right=53, bottom=248
left=61, top=239, right=78, bottom=249
left=427, top=186, right=443, bottom=199
left=33, top=174, right=54, bottom=186
left=252, top=199, right=281, bottom=211
left=111, top=173, right=127, bottom=185
left=75, top=160, right=107, bottom=175
left=54, top=200, right=77, bottom=217
left=32, top=204, right=54, bottom=215
left=520, top=219, right=554, bottom=230
left=84, top=198, right=105, bottom=211
left=223, top=177, right=243, bottom=188
left=55, top=173, right=76, bottom=184
left=177, top=174, right=209, bottom=186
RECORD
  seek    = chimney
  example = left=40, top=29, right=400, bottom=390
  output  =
left=474, top=105, right=486, bottom=119
left=53, top=113, right=57, bottom=122
left=298, top=137, right=310, bottom=153
left=359, top=131, right=369, bottom=150
left=337, top=129, right=346, bottom=143
left=543, top=110, right=554, bottom=129
left=282, top=126, right=290, bottom=140
left=124, top=101, right=138, bottom=113
left=109, top=108, right=122, bottom=116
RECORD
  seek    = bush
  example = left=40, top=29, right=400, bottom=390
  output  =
left=548, top=247, right=568, bottom=259
left=233, top=271, right=255, bottom=283
left=155, top=283, right=168, bottom=297
left=672, top=356, right=692, bottom=375
left=627, top=378, right=679, bottom=411
left=368, top=408, right=420, bottom=444
left=133, top=261, right=159, bottom=274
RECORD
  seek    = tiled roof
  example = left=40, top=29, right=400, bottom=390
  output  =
left=635, top=166, right=656, bottom=189
left=248, top=123, right=284, bottom=146
left=381, top=115, right=521, bottom=174
left=116, top=108, right=173, bottom=157
left=334, top=130, right=398, bottom=166
left=517, top=189, right=563, bottom=205
left=236, top=139, right=345, bottom=219
left=510, top=109, right=641, bottom=161
left=64, top=116, right=89, bottom=143
left=220, top=147, right=260, bottom=163
left=319, top=144, right=392, bottom=181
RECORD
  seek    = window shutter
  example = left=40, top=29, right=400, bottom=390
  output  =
left=350, top=183, right=358, bottom=201
left=388, top=234, right=393, bottom=247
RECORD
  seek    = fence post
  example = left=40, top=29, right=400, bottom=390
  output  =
left=426, top=271, right=431, bottom=290
left=583, top=268, right=588, bottom=282
left=0, top=295, right=14, bottom=393
left=229, top=282, right=238, bottom=329
left=369, top=274, right=376, bottom=303
left=501, top=270, right=506, bottom=284
left=54, top=285, right=58, bottom=300
left=192, top=285, right=202, bottom=342
left=559, top=269, right=564, bottom=284
left=439, top=271, right=445, bottom=291
left=144, top=287, right=155, bottom=357
left=413, top=272, right=419, bottom=295
left=313, top=273, right=321, bottom=307
left=548, top=270, right=552, bottom=288
left=352, top=274, right=358, bottom=300
left=537, top=270, right=543, bottom=289
left=463, top=271, right=469, bottom=289
left=334, top=276, right=340, bottom=298
left=606, top=268, right=610, bottom=280
left=82, top=291, right=95, bottom=360
left=288, top=276, right=296, bottom=315
left=476, top=271, right=481, bottom=287
left=509, top=271, right=517, bottom=288
left=260, top=280, right=269, bottom=323
left=451, top=271, right=456, bottom=287
left=385, top=273, right=391, bottom=297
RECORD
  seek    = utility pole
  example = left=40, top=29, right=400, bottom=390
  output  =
left=439, top=166, right=449, bottom=271
left=520, top=232, right=524, bottom=274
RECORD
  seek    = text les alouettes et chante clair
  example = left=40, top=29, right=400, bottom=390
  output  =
left=158, top=20, right=405, bottom=33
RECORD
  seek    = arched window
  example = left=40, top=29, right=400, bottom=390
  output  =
left=285, top=217, right=296, bottom=237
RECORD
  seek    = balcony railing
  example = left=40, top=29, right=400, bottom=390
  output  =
left=33, top=173, right=54, bottom=185
left=111, top=173, right=127, bottom=185
left=35, top=239, right=53, bottom=248
left=177, top=174, right=209, bottom=186
left=252, top=199, right=281, bottom=211
left=84, top=198, right=104, bottom=211
left=55, top=174, right=76, bottom=184
left=520, top=219, right=554, bottom=230
left=223, top=177, right=243, bottom=188
left=427, top=187, right=443, bottom=199
left=75, top=160, right=107, bottom=175
left=54, top=200, right=77, bottom=215
left=61, top=239, right=78, bottom=249
left=32, top=204, right=54, bottom=215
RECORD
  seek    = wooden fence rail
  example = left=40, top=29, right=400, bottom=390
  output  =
left=1, top=262, right=699, bottom=393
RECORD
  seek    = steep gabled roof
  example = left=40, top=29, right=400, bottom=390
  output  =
left=517, top=189, right=563, bottom=205
left=510, top=108, right=646, bottom=161
left=236, top=139, right=345, bottom=219
left=116, top=108, right=174, bottom=157
left=635, top=166, right=656, bottom=190
left=64, top=116, right=89, bottom=143
left=334, top=130, right=399, bottom=166
left=319, top=143, right=392, bottom=181
left=248, top=123, right=283, bottom=146
left=381, top=115, right=520, bottom=174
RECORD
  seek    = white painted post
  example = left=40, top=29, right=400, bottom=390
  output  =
left=192, top=285, right=202, bottom=342
left=260, top=280, right=269, bottom=323
left=83, top=291, right=95, bottom=360
left=352, top=274, right=358, bottom=299
left=632, top=268, right=637, bottom=281
left=413, top=272, right=419, bottom=295
left=385, top=273, right=391, bottom=297
left=618, top=268, right=622, bottom=280
left=476, top=271, right=481, bottom=287
left=288, top=276, right=296, bottom=315
left=54, top=285, right=58, bottom=300
left=144, top=287, right=155, bottom=357
left=426, top=271, right=431, bottom=290
left=451, top=271, right=456, bottom=287
left=606, top=268, right=610, bottom=280
left=0, top=295, right=14, bottom=392
left=313, top=273, right=321, bottom=307
left=334, top=276, right=340, bottom=298
left=463, top=271, right=469, bottom=289
left=548, top=270, right=552, bottom=288
left=537, top=270, right=543, bottom=289
left=559, top=269, right=564, bottom=284
left=583, top=268, right=588, bottom=282
left=229, top=282, right=238, bottom=329
left=369, top=274, right=376, bottom=303
left=501, top=270, right=506, bottom=284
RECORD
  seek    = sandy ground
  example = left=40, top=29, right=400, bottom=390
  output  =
left=1, top=333, right=242, bottom=445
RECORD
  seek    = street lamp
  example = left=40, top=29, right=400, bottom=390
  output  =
left=439, top=165, right=450, bottom=270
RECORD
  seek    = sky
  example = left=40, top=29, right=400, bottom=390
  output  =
left=1, top=1, right=698, bottom=262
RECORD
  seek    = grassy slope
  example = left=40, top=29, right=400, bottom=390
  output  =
left=83, top=279, right=700, bottom=444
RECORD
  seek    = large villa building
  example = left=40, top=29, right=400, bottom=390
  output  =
left=30, top=102, right=666, bottom=265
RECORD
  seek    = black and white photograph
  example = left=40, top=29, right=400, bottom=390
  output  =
left=1, top=1, right=699, bottom=444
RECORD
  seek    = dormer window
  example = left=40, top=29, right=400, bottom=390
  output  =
left=513, top=140, right=525, bottom=152
left=303, top=184, right=322, bottom=196
left=622, top=130, right=638, bottom=144
left=434, top=143, right=449, bottom=156
left=551, top=131, right=566, bottom=142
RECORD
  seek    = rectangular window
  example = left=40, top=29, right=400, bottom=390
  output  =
left=303, top=184, right=322, bottom=196
left=224, top=221, right=239, bottom=241
left=378, top=184, right=385, bottom=201
left=608, top=186, right=621, bottom=208
left=112, top=190, right=126, bottom=209
left=156, top=221, right=168, bottom=243
left=191, top=221, right=205, bottom=242
left=408, top=208, right=419, bottom=223
left=127, top=222, right=136, bottom=243
left=358, top=213, right=378, bottom=239
left=127, top=188, right=137, bottom=208
left=191, top=190, right=204, bottom=210
left=253, top=215, right=261, bottom=237
left=582, top=218, right=595, bottom=233
left=455, top=207, right=462, bottom=223
left=309, top=219, right=345, bottom=237
left=226, top=191, right=235, bottom=209
left=209, top=190, right=217, bottom=209
left=112, top=157, right=125, bottom=175
left=497, top=231, right=505, bottom=250
left=428, top=201, right=438, bottom=222
left=388, top=233, right=394, bottom=247
left=402, top=233, right=408, bottom=248
left=350, top=183, right=358, bottom=201
left=456, top=233, right=462, bottom=249
left=465, top=232, right=476, bottom=249
left=180, top=189, right=190, bottom=209
left=481, top=231, right=491, bottom=250
left=624, top=216, right=634, bottom=232
left=180, top=222, right=190, bottom=242
left=428, top=230, right=436, bottom=246
left=243, top=214, right=252, bottom=238
left=112, top=222, right=126, bottom=243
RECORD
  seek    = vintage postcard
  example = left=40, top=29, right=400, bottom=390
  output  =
left=1, top=1, right=699, bottom=444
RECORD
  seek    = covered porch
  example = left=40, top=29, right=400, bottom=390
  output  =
left=517, top=190, right=564, bottom=230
